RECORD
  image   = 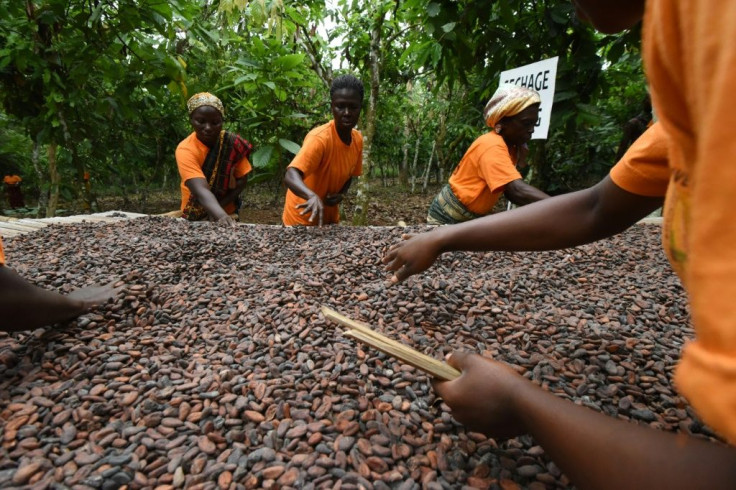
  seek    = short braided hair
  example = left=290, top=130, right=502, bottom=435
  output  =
left=330, top=74, right=364, bottom=101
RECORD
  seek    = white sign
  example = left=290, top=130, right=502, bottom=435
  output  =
left=499, top=56, right=558, bottom=139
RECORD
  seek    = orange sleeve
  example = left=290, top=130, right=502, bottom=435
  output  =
left=609, top=123, right=670, bottom=197
left=176, top=140, right=206, bottom=183
left=234, top=156, right=252, bottom=179
left=288, top=129, right=328, bottom=176
left=0, top=237, right=5, bottom=266
left=477, top=143, right=522, bottom=194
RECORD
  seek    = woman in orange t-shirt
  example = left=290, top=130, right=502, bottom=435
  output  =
left=3, top=174, right=25, bottom=208
left=282, top=74, right=364, bottom=227
left=426, top=84, right=549, bottom=225
left=175, top=93, right=253, bottom=227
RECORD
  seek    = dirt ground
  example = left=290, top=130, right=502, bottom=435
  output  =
left=237, top=181, right=445, bottom=226
left=4, top=179, right=518, bottom=227
left=9, top=180, right=447, bottom=227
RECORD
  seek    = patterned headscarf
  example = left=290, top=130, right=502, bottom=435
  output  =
left=483, top=84, right=541, bottom=128
left=187, top=92, right=225, bottom=116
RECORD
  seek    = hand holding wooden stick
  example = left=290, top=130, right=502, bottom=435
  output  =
left=321, top=306, right=461, bottom=381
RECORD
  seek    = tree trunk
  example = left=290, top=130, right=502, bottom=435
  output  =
left=411, top=136, right=421, bottom=193
left=399, top=118, right=410, bottom=187
left=31, top=138, right=48, bottom=218
left=529, top=140, right=547, bottom=190
left=46, top=142, right=60, bottom=217
left=422, top=141, right=435, bottom=193
left=351, top=7, right=384, bottom=225
left=58, top=110, right=93, bottom=212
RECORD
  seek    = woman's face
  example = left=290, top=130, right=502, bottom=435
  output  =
left=572, top=0, right=644, bottom=33
left=500, top=104, right=540, bottom=147
left=331, top=88, right=362, bottom=134
left=190, top=106, right=223, bottom=147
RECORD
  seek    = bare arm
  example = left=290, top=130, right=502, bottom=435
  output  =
left=284, top=167, right=324, bottom=226
left=325, top=177, right=353, bottom=206
left=503, top=178, right=550, bottom=205
left=435, top=352, right=736, bottom=490
left=185, top=177, right=230, bottom=221
left=0, top=266, right=119, bottom=332
left=383, top=176, right=663, bottom=281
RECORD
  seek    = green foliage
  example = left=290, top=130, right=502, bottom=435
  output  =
left=0, top=0, right=651, bottom=215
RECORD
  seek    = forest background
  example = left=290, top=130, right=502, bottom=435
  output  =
left=0, top=0, right=647, bottom=225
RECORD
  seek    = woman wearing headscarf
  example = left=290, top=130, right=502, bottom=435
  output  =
left=176, top=92, right=254, bottom=227
left=3, top=174, right=25, bottom=208
left=426, top=84, right=550, bottom=225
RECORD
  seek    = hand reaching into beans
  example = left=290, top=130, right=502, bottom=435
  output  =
left=382, top=232, right=444, bottom=284
left=66, top=280, right=125, bottom=310
left=214, top=214, right=237, bottom=228
left=296, top=194, right=325, bottom=226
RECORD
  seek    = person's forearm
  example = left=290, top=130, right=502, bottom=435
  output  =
left=218, top=176, right=248, bottom=208
left=284, top=168, right=317, bottom=200
left=186, top=179, right=229, bottom=219
left=437, top=177, right=662, bottom=253
left=339, top=178, right=353, bottom=195
left=505, top=183, right=550, bottom=205
left=513, top=380, right=736, bottom=490
left=0, top=267, right=85, bottom=332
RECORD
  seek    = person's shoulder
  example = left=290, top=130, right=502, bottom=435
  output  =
left=176, top=132, right=196, bottom=149
left=177, top=132, right=205, bottom=153
left=469, top=131, right=506, bottom=154
left=306, top=121, right=333, bottom=139
left=351, top=128, right=363, bottom=143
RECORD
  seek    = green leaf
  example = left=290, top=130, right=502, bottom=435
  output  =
left=275, top=53, right=305, bottom=70
left=427, top=3, right=441, bottom=17
left=263, top=81, right=276, bottom=90
left=251, top=145, right=275, bottom=169
left=278, top=138, right=301, bottom=155
left=441, top=22, right=456, bottom=33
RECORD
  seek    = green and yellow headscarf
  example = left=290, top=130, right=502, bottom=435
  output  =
left=483, top=84, right=541, bottom=128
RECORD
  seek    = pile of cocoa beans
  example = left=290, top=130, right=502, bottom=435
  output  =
left=0, top=218, right=712, bottom=489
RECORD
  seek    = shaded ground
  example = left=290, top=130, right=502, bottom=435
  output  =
left=3, top=181, right=451, bottom=227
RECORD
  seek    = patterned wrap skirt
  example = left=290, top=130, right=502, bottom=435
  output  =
left=426, top=184, right=484, bottom=225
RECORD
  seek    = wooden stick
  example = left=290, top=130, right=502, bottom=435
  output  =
left=321, top=306, right=461, bottom=381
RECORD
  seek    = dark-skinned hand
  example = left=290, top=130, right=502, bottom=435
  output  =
left=432, top=351, right=529, bottom=439
left=296, top=194, right=325, bottom=226
left=382, top=232, right=443, bottom=283
left=213, top=214, right=237, bottom=228
left=66, top=280, right=125, bottom=310
left=324, top=193, right=343, bottom=206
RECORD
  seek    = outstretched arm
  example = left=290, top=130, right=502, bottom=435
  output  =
left=284, top=167, right=325, bottom=226
left=325, top=177, right=353, bottom=206
left=383, top=176, right=662, bottom=282
left=0, top=266, right=120, bottom=332
left=503, top=178, right=550, bottom=205
left=185, top=178, right=235, bottom=227
left=434, top=352, right=736, bottom=490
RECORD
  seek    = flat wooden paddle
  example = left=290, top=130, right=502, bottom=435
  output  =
left=321, top=306, right=461, bottom=381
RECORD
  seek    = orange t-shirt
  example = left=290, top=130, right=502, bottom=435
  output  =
left=644, top=0, right=736, bottom=443
left=282, top=121, right=363, bottom=226
left=609, top=123, right=670, bottom=197
left=175, top=132, right=252, bottom=215
left=448, top=132, right=521, bottom=215
left=0, top=237, right=5, bottom=266
left=3, top=175, right=21, bottom=185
